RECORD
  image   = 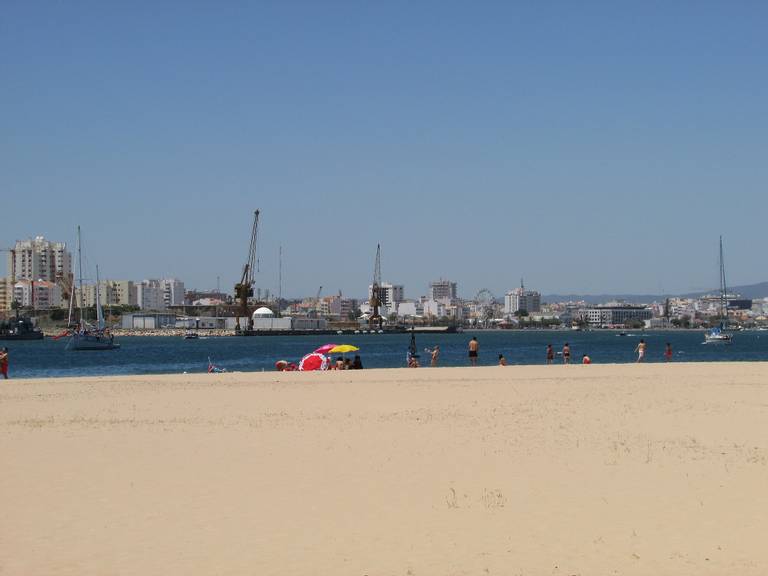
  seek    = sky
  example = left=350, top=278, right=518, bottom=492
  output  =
left=2, top=1, right=766, bottom=300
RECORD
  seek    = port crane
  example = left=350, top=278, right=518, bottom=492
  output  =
left=308, top=285, right=322, bottom=318
left=234, top=210, right=260, bottom=333
left=369, top=244, right=383, bottom=329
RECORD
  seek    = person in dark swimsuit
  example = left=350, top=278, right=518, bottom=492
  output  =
left=546, top=344, right=554, bottom=365
left=468, top=337, right=479, bottom=366
left=562, top=343, right=571, bottom=365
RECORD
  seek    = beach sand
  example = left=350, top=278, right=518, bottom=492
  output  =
left=2, top=363, right=767, bottom=575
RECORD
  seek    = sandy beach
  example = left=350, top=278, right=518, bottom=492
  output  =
left=2, top=363, right=767, bottom=575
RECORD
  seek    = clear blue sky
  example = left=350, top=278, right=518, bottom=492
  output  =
left=2, top=1, right=766, bottom=299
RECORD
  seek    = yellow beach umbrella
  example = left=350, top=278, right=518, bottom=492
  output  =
left=327, top=344, right=360, bottom=368
left=328, top=344, right=360, bottom=354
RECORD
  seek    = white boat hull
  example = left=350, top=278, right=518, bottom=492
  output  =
left=67, top=332, right=120, bottom=351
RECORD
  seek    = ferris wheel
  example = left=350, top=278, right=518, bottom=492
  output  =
left=475, top=288, right=497, bottom=327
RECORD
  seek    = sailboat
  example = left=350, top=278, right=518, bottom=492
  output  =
left=67, top=227, right=120, bottom=351
left=704, top=236, right=733, bottom=345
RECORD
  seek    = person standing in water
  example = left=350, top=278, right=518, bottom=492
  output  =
left=562, top=343, right=571, bottom=365
left=430, top=345, right=440, bottom=367
left=498, top=354, right=507, bottom=366
left=468, top=337, right=479, bottom=366
left=546, top=344, right=554, bottom=365
left=635, top=339, right=647, bottom=362
left=664, top=342, right=673, bottom=362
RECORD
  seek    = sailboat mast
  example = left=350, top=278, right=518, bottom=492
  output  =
left=278, top=245, right=282, bottom=318
left=95, top=264, right=104, bottom=330
left=77, top=226, right=84, bottom=326
left=719, top=235, right=727, bottom=324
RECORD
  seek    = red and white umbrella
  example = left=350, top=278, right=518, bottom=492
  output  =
left=299, top=352, right=329, bottom=371
left=314, top=343, right=339, bottom=355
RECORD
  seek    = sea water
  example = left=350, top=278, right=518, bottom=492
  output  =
left=4, top=330, right=768, bottom=379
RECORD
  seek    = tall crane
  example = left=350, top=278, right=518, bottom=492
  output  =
left=369, top=244, right=383, bottom=329
left=234, top=210, right=260, bottom=333
left=308, top=285, right=322, bottom=318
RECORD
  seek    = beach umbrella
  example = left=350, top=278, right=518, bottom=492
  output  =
left=327, top=344, right=359, bottom=354
left=314, top=343, right=339, bottom=354
left=299, top=352, right=329, bottom=371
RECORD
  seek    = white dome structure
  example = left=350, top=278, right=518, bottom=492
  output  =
left=252, top=307, right=275, bottom=319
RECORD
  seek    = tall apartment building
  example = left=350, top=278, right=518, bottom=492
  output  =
left=318, top=296, right=359, bottom=319
left=369, top=282, right=404, bottom=311
left=109, top=280, right=138, bottom=306
left=78, top=280, right=137, bottom=307
left=162, top=278, right=185, bottom=307
left=137, top=279, right=165, bottom=310
left=504, top=280, right=541, bottom=316
left=429, top=279, right=457, bottom=301
left=0, top=277, right=11, bottom=311
left=8, top=236, right=72, bottom=284
left=13, top=280, right=62, bottom=309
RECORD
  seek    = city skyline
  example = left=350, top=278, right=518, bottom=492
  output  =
left=2, top=3, right=767, bottom=297
left=2, top=231, right=767, bottom=303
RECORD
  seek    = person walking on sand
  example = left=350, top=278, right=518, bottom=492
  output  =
left=498, top=354, right=507, bottom=366
left=429, top=345, right=440, bottom=367
left=468, top=337, right=479, bottom=366
left=0, top=347, right=8, bottom=379
left=562, top=343, right=571, bottom=365
left=635, top=339, right=647, bottom=362
left=546, top=344, right=554, bottom=365
left=664, top=342, right=673, bottom=362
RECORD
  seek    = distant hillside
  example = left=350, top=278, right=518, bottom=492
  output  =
left=682, top=281, right=768, bottom=300
left=543, top=281, right=768, bottom=305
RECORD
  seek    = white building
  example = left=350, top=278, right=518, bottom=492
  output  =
left=137, top=279, right=165, bottom=310
left=13, top=280, right=62, bottom=309
left=429, top=279, right=457, bottom=301
left=162, top=278, right=185, bottom=307
left=8, top=236, right=72, bottom=285
left=369, top=283, right=404, bottom=310
left=251, top=306, right=292, bottom=331
left=576, top=305, right=653, bottom=327
left=504, top=282, right=541, bottom=316
left=396, top=301, right=421, bottom=318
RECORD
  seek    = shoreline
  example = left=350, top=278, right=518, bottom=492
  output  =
left=4, top=358, right=768, bottom=382
left=35, top=326, right=734, bottom=338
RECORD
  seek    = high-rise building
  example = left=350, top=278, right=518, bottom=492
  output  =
left=504, top=279, right=541, bottom=316
left=369, top=283, right=404, bottom=310
left=13, top=280, right=62, bottom=309
left=137, top=279, right=165, bottom=310
left=161, top=278, right=185, bottom=307
left=8, top=236, right=72, bottom=285
left=0, top=277, right=12, bottom=311
left=429, top=279, right=457, bottom=301
left=109, top=280, right=138, bottom=306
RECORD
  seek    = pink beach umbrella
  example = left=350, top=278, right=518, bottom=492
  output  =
left=299, top=352, right=329, bottom=371
left=314, top=343, right=339, bottom=355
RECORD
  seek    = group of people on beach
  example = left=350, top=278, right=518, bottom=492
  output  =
left=331, top=355, right=364, bottom=370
